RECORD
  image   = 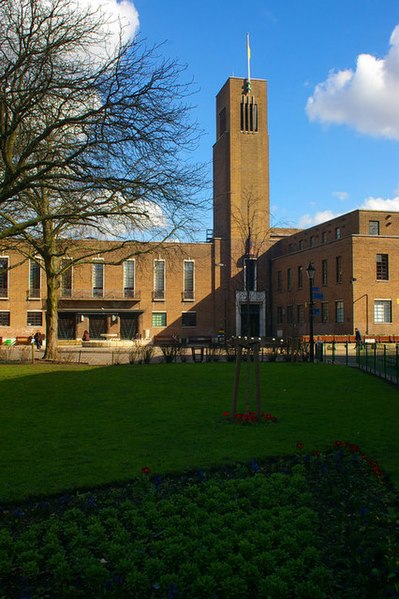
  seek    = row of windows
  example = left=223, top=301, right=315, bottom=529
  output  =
left=288, top=221, right=382, bottom=254
left=0, top=310, right=199, bottom=329
left=277, top=253, right=389, bottom=292
left=276, top=299, right=393, bottom=325
left=0, top=258, right=196, bottom=301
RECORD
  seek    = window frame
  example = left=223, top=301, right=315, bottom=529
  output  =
left=335, top=300, right=344, bottom=323
left=376, top=254, right=389, bottom=280
left=183, top=260, right=195, bottom=300
left=27, top=310, right=43, bottom=327
left=153, top=259, right=165, bottom=301
left=374, top=299, right=392, bottom=324
left=182, top=311, right=197, bottom=327
left=0, top=256, right=9, bottom=299
left=92, top=261, right=104, bottom=298
left=152, top=311, right=167, bottom=327
left=29, top=258, right=41, bottom=299
left=123, top=259, right=135, bottom=298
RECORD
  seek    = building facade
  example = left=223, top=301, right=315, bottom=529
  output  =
left=0, top=75, right=398, bottom=343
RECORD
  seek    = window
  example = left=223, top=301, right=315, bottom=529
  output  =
left=310, top=236, right=315, bottom=247
left=183, top=260, right=195, bottom=300
left=287, top=268, right=292, bottom=291
left=335, top=256, right=342, bottom=283
left=92, top=262, right=104, bottom=297
left=153, top=259, right=165, bottom=300
left=244, top=258, right=257, bottom=291
left=335, top=227, right=341, bottom=239
left=376, top=254, right=389, bottom=280
left=0, top=257, right=8, bottom=298
left=240, top=96, right=258, bottom=132
left=374, top=300, right=392, bottom=323
left=0, top=311, right=10, bottom=326
left=182, top=311, right=197, bottom=327
left=297, top=304, right=304, bottom=324
left=27, top=311, right=43, bottom=327
left=152, top=312, right=167, bottom=327
left=61, top=260, right=72, bottom=298
left=218, top=107, right=226, bottom=137
left=276, top=306, right=283, bottom=324
left=123, top=260, right=135, bottom=298
left=286, top=305, right=294, bottom=324
left=322, top=231, right=328, bottom=243
left=321, top=302, right=329, bottom=323
left=299, top=240, right=304, bottom=251
left=322, top=259, right=328, bottom=286
left=277, top=270, right=282, bottom=292
left=335, top=301, right=344, bottom=323
left=369, top=220, right=380, bottom=235
left=297, top=266, right=303, bottom=289
left=29, top=259, right=41, bottom=298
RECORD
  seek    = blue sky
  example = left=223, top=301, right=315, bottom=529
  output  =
left=114, top=0, right=399, bottom=237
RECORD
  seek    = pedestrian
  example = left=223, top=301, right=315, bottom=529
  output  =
left=354, top=328, right=362, bottom=349
left=33, top=331, right=43, bottom=350
left=82, top=330, right=90, bottom=341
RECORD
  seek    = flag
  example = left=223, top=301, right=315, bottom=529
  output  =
left=246, top=33, right=251, bottom=61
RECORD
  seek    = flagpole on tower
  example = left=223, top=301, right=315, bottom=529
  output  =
left=246, top=32, right=251, bottom=82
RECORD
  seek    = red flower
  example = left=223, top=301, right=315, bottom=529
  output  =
left=312, top=450, right=321, bottom=457
left=223, top=411, right=230, bottom=418
left=296, top=441, right=304, bottom=450
left=334, top=440, right=344, bottom=447
left=141, top=466, right=151, bottom=475
left=348, top=443, right=360, bottom=454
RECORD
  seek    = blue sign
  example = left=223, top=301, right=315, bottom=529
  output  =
left=313, top=292, right=324, bottom=300
left=313, top=308, right=320, bottom=315
left=312, top=287, right=319, bottom=292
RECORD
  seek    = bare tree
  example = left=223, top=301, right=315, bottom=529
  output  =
left=0, top=0, right=207, bottom=359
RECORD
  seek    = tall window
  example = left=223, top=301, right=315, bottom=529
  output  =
left=61, top=260, right=72, bottom=298
left=287, top=268, right=292, bottom=291
left=322, top=231, right=328, bottom=243
left=335, top=300, right=344, bottom=323
left=335, top=227, right=341, bottom=239
left=240, top=96, right=258, bottom=132
left=376, top=254, right=389, bottom=280
left=297, top=266, right=303, bottom=289
left=29, top=259, right=41, bottom=298
left=183, top=260, right=195, bottom=300
left=276, top=306, right=283, bottom=324
left=374, top=300, right=392, bottom=323
left=123, top=260, right=135, bottom=298
left=336, top=256, right=342, bottom=283
left=322, top=259, right=328, bottom=286
left=153, top=259, right=165, bottom=300
left=286, top=305, right=294, bottom=324
left=92, top=262, right=104, bottom=297
left=244, top=258, right=257, bottom=292
left=321, top=302, right=329, bottom=323
left=277, top=270, right=282, bottom=292
left=0, top=257, right=8, bottom=298
left=297, top=304, right=304, bottom=324
left=369, top=220, right=380, bottom=235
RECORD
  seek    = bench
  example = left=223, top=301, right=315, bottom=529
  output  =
left=153, top=335, right=181, bottom=347
left=187, top=336, right=213, bottom=362
left=15, top=336, right=32, bottom=345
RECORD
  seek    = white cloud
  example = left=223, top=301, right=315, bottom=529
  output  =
left=298, top=210, right=341, bottom=228
left=332, top=191, right=349, bottom=201
left=74, top=0, right=139, bottom=60
left=360, top=195, right=399, bottom=211
left=306, top=25, right=399, bottom=139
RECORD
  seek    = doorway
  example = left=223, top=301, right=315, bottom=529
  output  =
left=240, top=303, right=261, bottom=337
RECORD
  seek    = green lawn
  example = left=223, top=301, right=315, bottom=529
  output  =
left=1, top=362, right=398, bottom=502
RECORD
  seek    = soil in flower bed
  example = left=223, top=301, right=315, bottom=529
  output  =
left=0, top=446, right=398, bottom=598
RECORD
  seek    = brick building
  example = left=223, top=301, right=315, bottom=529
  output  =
left=0, top=75, right=398, bottom=343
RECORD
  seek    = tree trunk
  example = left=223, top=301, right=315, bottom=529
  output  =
left=43, top=267, right=60, bottom=361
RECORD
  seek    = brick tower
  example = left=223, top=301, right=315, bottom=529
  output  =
left=212, top=76, right=270, bottom=337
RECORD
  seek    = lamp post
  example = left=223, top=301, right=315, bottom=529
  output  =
left=306, top=262, right=315, bottom=363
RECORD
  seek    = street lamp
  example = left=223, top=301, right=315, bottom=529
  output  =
left=306, top=262, right=315, bottom=363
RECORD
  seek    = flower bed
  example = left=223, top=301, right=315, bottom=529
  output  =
left=0, top=444, right=398, bottom=598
